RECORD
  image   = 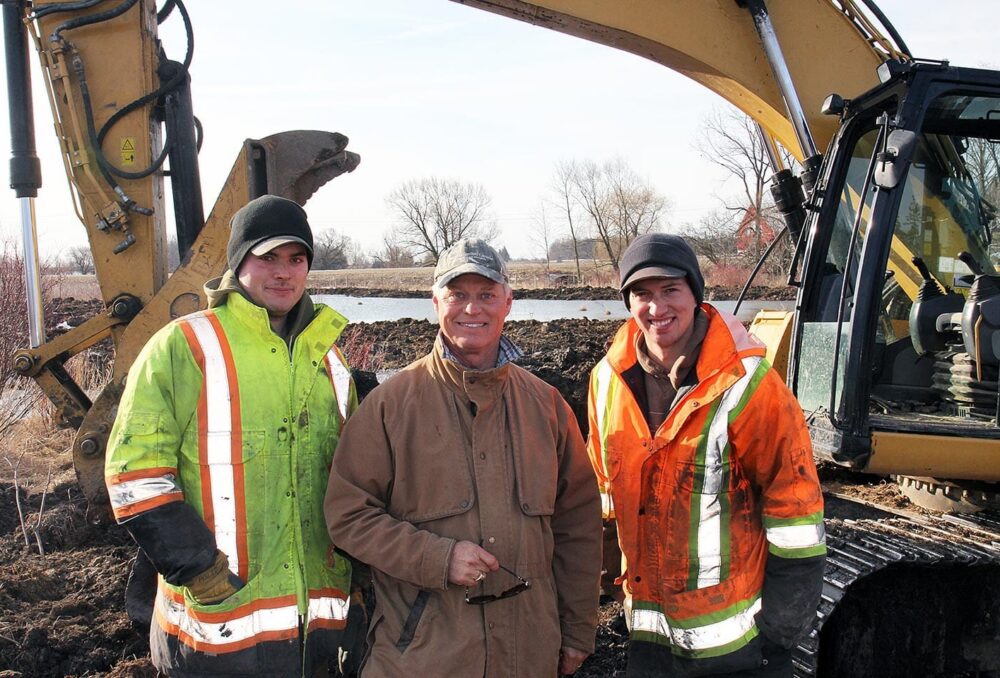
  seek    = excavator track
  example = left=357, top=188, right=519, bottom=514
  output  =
left=793, top=502, right=1000, bottom=677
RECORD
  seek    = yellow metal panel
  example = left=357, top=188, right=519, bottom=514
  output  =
left=748, top=309, right=794, bottom=380
left=867, top=430, right=1000, bottom=481
left=32, top=0, right=166, bottom=310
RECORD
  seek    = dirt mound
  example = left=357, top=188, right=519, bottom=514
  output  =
left=0, top=482, right=148, bottom=676
left=311, top=283, right=795, bottom=302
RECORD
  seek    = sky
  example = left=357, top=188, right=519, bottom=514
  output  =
left=2, top=0, right=1000, bottom=262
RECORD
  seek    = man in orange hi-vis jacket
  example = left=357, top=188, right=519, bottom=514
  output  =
left=587, top=233, right=826, bottom=677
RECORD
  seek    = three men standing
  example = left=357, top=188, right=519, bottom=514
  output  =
left=106, top=195, right=357, bottom=675
left=324, top=239, right=602, bottom=677
left=587, top=233, right=826, bottom=677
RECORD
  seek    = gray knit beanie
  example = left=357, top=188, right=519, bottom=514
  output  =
left=227, top=195, right=314, bottom=273
left=618, top=233, right=704, bottom=308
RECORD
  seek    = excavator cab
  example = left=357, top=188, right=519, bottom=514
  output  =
left=792, top=60, right=1000, bottom=507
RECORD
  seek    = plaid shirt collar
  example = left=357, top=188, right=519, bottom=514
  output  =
left=439, top=333, right=523, bottom=369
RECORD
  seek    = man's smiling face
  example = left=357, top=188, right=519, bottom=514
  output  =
left=628, top=276, right=698, bottom=364
left=433, top=273, right=512, bottom=369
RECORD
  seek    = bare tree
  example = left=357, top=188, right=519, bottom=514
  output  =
left=684, top=210, right=741, bottom=266
left=605, top=158, right=667, bottom=246
left=569, top=158, right=667, bottom=272
left=372, top=236, right=416, bottom=269
left=531, top=201, right=555, bottom=272
left=386, top=177, right=497, bottom=264
left=551, top=161, right=586, bottom=279
left=65, top=245, right=95, bottom=275
left=312, top=227, right=358, bottom=270
left=698, top=110, right=773, bottom=259
left=697, top=108, right=796, bottom=273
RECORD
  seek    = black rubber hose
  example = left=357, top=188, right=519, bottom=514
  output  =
left=858, top=0, right=911, bottom=57
left=51, top=0, right=140, bottom=42
left=94, top=0, right=194, bottom=180
left=157, top=0, right=177, bottom=24
left=32, top=0, right=105, bottom=20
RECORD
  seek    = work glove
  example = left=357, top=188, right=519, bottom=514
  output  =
left=183, top=550, right=244, bottom=605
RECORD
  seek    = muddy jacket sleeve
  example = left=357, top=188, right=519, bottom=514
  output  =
left=733, top=367, right=827, bottom=649
left=105, top=325, right=217, bottom=585
left=550, top=395, right=603, bottom=654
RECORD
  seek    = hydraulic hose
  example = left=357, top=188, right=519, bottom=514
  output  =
left=857, top=0, right=911, bottom=57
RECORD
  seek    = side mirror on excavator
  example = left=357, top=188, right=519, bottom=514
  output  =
left=873, top=129, right=917, bottom=189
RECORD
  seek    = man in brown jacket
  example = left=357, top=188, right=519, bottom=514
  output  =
left=325, top=238, right=602, bottom=677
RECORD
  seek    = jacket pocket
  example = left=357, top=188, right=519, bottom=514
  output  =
left=394, top=590, right=431, bottom=653
left=113, top=411, right=167, bottom=466
left=178, top=428, right=265, bottom=466
left=659, top=569, right=762, bottom=670
left=513, top=441, right=559, bottom=516
left=664, top=459, right=754, bottom=574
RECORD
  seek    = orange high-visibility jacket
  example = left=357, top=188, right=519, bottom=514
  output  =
left=587, top=305, right=826, bottom=662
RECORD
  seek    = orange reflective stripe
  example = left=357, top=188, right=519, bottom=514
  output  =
left=179, top=319, right=215, bottom=532
left=207, top=313, right=250, bottom=583
left=180, top=313, right=250, bottom=582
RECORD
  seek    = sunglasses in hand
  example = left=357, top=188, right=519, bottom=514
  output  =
left=464, top=563, right=531, bottom=605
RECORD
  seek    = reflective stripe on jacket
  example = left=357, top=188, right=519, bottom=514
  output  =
left=586, top=305, right=825, bottom=661
left=106, top=292, right=357, bottom=673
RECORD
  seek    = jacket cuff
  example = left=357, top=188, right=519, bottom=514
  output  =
left=420, top=536, right=456, bottom=590
left=758, top=552, right=825, bottom=648
left=560, top=620, right=597, bottom=654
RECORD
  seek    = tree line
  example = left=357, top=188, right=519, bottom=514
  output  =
left=64, top=108, right=1000, bottom=279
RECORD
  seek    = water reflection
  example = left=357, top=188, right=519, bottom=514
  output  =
left=314, top=295, right=792, bottom=324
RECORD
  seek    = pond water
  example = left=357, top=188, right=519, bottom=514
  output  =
left=314, top=295, right=793, bottom=324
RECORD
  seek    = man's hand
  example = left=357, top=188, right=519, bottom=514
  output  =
left=183, top=550, right=244, bottom=605
left=447, top=540, right=499, bottom=587
left=559, top=646, right=589, bottom=675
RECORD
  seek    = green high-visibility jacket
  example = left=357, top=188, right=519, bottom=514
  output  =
left=106, top=290, right=357, bottom=676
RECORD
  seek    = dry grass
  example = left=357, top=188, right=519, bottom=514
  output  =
left=44, top=273, right=100, bottom=300
left=0, top=344, right=112, bottom=492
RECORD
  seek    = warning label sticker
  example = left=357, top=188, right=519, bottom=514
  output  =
left=121, top=138, right=136, bottom=165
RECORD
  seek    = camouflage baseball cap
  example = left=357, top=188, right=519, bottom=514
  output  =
left=433, top=239, right=508, bottom=289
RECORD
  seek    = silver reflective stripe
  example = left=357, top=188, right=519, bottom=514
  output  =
left=185, top=315, right=240, bottom=576
left=308, top=594, right=350, bottom=623
left=325, top=348, right=351, bottom=421
left=631, top=597, right=762, bottom=651
left=157, top=589, right=298, bottom=647
left=108, top=475, right=180, bottom=511
left=696, top=356, right=763, bottom=589
left=593, top=359, right=616, bottom=516
left=767, top=522, right=826, bottom=549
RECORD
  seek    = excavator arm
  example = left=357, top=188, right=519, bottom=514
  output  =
left=4, top=0, right=359, bottom=518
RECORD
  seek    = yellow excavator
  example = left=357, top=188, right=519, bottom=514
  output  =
left=4, top=0, right=1000, bottom=675
left=2, top=0, right=360, bottom=519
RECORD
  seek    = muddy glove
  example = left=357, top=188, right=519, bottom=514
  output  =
left=183, top=550, right=244, bottom=605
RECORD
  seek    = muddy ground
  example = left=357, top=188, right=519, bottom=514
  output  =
left=0, top=292, right=903, bottom=677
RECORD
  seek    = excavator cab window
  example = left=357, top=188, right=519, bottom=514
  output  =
left=799, top=88, right=1000, bottom=431
left=797, top=124, right=881, bottom=415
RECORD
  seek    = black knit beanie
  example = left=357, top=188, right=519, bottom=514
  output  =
left=227, top=195, right=314, bottom=273
left=618, top=233, right=705, bottom=308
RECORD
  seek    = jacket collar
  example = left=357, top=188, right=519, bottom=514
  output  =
left=203, top=274, right=349, bottom=354
left=429, top=336, right=510, bottom=408
left=607, top=304, right=766, bottom=399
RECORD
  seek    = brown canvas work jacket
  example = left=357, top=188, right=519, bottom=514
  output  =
left=325, top=339, right=602, bottom=677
